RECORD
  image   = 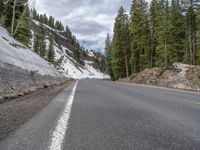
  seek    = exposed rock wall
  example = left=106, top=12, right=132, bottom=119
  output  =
left=0, top=63, right=66, bottom=101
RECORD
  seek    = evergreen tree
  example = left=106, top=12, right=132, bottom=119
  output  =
left=4, top=0, right=15, bottom=32
left=170, top=0, right=186, bottom=64
left=33, top=25, right=46, bottom=58
left=105, top=33, right=113, bottom=79
left=32, top=9, right=37, bottom=20
left=39, top=14, right=44, bottom=23
left=130, top=0, right=149, bottom=72
left=55, top=20, right=59, bottom=30
left=65, top=25, right=72, bottom=38
left=3, top=0, right=29, bottom=34
left=43, top=13, right=48, bottom=25
left=197, top=5, right=200, bottom=64
left=121, top=13, right=131, bottom=78
left=112, top=6, right=130, bottom=80
left=39, top=25, right=46, bottom=58
left=155, top=0, right=171, bottom=67
left=149, top=0, right=159, bottom=67
left=47, top=36, right=55, bottom=64
left=184, top=0, right=199, bottom=64
left=0, top=0, right=4, bottom=25
left=48, top=16, right=54, bottom=28
left=33, top=30, right=40, bottom=54
left=14, top=5, right=31, bottom=47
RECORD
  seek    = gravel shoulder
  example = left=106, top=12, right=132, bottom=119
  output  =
left=0, top=81, right=73, bottom=141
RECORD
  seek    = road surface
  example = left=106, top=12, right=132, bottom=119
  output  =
left=0, top=79, right=200, bottom=150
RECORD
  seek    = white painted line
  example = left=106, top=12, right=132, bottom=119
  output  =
left=49, top=81, right=78, bottom=150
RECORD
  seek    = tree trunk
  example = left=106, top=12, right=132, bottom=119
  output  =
left=13, top=4, right=28, bottom=36
left=192, top=30, right=196, bottom=65
left=11, top=0, right=17, bottom=35
left=164, top=38, right=167, bottom=66
left=125, top=55, right=129, bottom=78
left=188, top=13, right=193, bottom=64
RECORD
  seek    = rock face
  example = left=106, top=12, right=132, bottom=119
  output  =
left=120, top=63, right=200, bottom=91
left=0, top=63, right=65, bottom=101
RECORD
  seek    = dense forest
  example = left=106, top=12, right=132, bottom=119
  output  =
left=105, top=0, right=200, bottom=80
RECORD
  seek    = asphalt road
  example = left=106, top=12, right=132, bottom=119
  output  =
left=0, top=79, right=200, bottom=150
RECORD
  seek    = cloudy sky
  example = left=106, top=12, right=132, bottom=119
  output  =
left=34, top=0, right=132, bottom=51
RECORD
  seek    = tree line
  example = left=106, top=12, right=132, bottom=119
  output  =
left=32, top=9, right=65, bottom=31
left=105, top=0, right=200, bottom=81
left=0, top=0, right=31, bottom=47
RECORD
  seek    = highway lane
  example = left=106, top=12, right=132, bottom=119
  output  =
left=0, top=79, right=200, bottom=150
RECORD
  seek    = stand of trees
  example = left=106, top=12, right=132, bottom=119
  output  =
left=0, top=0, right=31, bottom=46
left=105, top=0, right=200, bottom=80
left=0, top=1, right=84, bottom=67
left=32, top=9, right=64, bottom=31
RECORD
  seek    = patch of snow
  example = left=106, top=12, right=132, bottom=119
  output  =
left=88, top=51, right=94, bottom=57
left=30, top=30, right=34, bottom=49
left=173, top=63, right=191, bottom=79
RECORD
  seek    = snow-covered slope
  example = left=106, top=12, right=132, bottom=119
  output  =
left=52, top=42, right=109, bottom=79
left=31, top=20, right=109, bottom=79
left=0, top=27, right=61, bottom=77
left=0, top=25, right=109, bottom=79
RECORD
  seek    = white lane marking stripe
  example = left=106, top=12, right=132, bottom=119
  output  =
left=49, top=81, right=78, bottom=150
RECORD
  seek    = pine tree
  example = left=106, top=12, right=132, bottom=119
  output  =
left=48, top=16, right=54, bottom=28
left=4, top=0, right=15, bottom=32
left=3, top=0, right=29, bottom=33
left=39, top=25, right=46, bottom=58
left=55, top=20, right=59, bottom=30
left=14, top=5, right=31, bottom=47
left=197, top=5, right=200, bottom=64
left=149, top=0, right=159, bottom=67
left=130, top=0, right=149, bottom=72
left=0, top=0, right=4, bottom=25
left=33, top=30, right=40, bottom=54
left=170, top=0, right=186, bottom=64
left=112, top=6, right=130, bottom=80
left=153, top=0, right=171, bottom=67
left=43, top=13, right=48, bottom=25
left=33, top=25, right=46, bottom=58
left=47, top=36, right=55, bottom=64
left=184, top=0, right=199, bottom=64
left=105, top=33, right=113, bottom=79
left=32, top=9, right=37, bottom=20
left=121, top=13, right=131, bottom=78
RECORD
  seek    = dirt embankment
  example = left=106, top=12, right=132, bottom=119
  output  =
left=0, top=63, right=68, bottom=101
left=119, top=63, right=200, bottom=92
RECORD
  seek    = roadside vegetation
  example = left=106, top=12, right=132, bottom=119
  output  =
left=105, top=0, right=200, bottom=81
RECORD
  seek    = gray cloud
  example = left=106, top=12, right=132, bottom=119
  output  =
left=35, top=0, right=132, bottom=51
